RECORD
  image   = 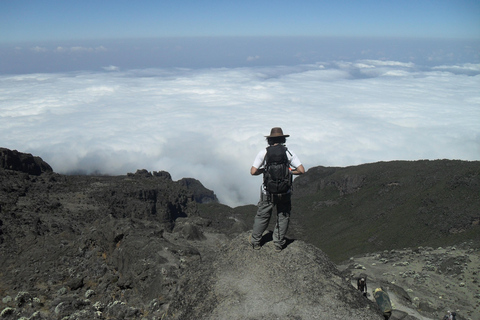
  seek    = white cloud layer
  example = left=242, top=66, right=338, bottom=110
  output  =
left=55, top=46, right=107, bottom=53
left=102, top=65, right=120, bottom=71
left=1, top=61, right=479, bottom=207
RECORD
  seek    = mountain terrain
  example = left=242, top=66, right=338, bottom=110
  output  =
left=291, top=160, right=480, bottom=263
left=0, top=147, right=479, bottom=320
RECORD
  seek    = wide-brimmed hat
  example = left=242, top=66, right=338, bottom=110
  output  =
left=265, top=127, right=290, bottom=138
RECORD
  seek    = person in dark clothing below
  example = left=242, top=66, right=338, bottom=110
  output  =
left=357, top=276, right=367, bottom=297
left=443, top=311, right=456, bottom=320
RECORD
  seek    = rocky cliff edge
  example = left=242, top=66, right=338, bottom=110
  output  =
left=0, top=148, right=384, bottom=319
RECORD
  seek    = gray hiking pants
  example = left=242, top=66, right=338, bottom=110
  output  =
left=251, top=192, right=291, bottom=248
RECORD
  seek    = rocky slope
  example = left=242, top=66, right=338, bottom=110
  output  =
left=1, top=148, right=479, bottom=320
left=0, top=148, right=383, bottom=319
left=291, top=160, right=480, bottom=263
left=165, top=231, right=384, bottom=320
left=339, top=244, right=480, bottom=320
left=0, top=168, right=197, bottom=319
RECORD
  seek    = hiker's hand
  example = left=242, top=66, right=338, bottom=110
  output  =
left=290, top=165, right=305, bottom=175
left=250, top=166, right=264, bottom=175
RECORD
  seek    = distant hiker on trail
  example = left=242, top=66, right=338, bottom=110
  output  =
left=249, top=127, right=305, bottom=252
left=357, top=276, right=367, bottom=297
left=443, top=311, right=456, bottom=320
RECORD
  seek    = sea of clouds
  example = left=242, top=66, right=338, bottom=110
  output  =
left=1, top=60, right=479, bottom=206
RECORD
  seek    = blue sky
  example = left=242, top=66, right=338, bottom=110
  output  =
left=2, top=0, right=479, bottom=42
left=1, top=0, right=479, bottom=73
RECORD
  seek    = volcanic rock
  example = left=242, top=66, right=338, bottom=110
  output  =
left=0, top=148, right=52, bottom=175
left=2, top=148, right=479, bottom=320
left=178, top=177, right=219, bottom=204
left=0, top=148, right=384, bottom=319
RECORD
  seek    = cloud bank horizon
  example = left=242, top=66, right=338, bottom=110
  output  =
left=1, top=55, right=479, bottom=206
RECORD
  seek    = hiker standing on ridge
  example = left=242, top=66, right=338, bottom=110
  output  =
left=250, top=127, right=305, bottom=252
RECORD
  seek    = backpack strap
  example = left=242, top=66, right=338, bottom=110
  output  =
left=286, top=147, right=292, bottom=166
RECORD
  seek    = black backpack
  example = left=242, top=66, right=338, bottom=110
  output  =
left=263, top=144, right=292, bottom=194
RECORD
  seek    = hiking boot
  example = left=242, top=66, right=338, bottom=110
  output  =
left=274, top=245, right=283, bottom=252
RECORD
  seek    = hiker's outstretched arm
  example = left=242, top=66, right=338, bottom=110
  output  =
left=250, top=166, right=264, bottom=175
left=291, top=164, right=305, bottom=175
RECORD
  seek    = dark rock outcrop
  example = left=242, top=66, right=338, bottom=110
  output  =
left=0, top=148, right=52, bottom=175
left=0, top=149, right=203, bottom=319
left=292, top=160, right=480, bottom=262
left=178, top=178, right=219, bottom=204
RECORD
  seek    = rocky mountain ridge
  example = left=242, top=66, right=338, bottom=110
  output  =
left=1, top=148, right=478, bottom=319
left=0, top=148, right=385, bottom=319
left=291, top=160, right=480, bottom=262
